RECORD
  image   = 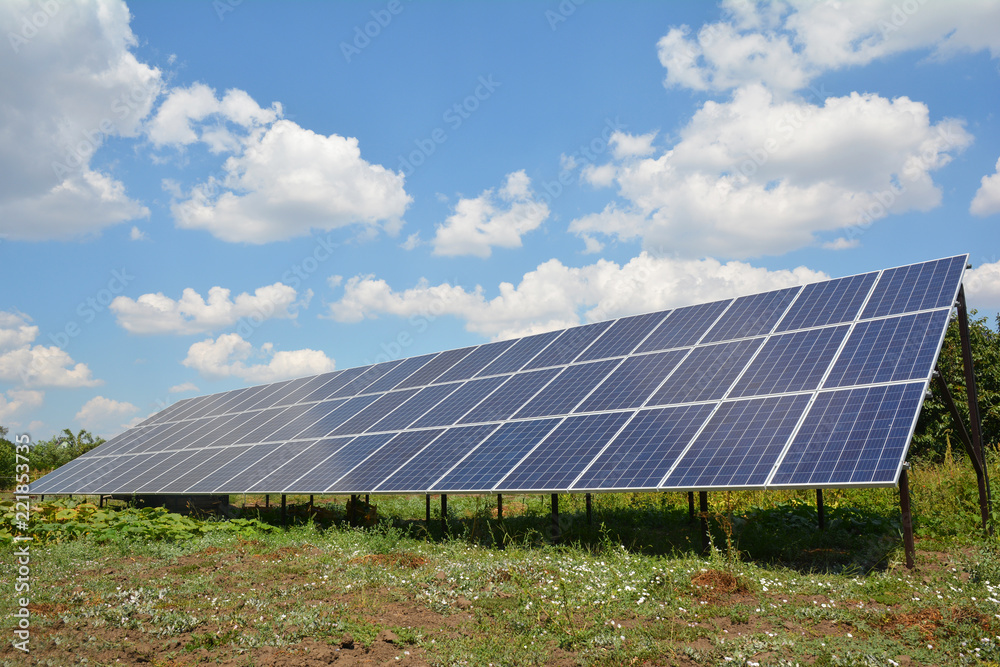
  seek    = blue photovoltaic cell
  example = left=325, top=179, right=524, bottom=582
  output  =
left=367, top=383, right=459, bottom=432
left=573, top=404, right=715, bottom=490
left=214, top=441, right=316, bottom=491
left=325, top=429, right=443, bottom=493
left=431, top=418, right=561, bottom=492
left=96, top=452, right=176, bottom=493
left=301, top=369, right=363, bottom=403
left=730, top=326, right=848, bottom=398
left=771, top=383, right=925, bottom=486
left=240, top=379, right=298, bottom=411
left=702, top=287, right=799, bottom=343
left=648, top=338, right=763, bottom=405
left=245, top=437, right=353, bottom=492
left=862, top=255, right=965, bottom=319
left=360, top=354, right=437, bottom=394
left=776, top=272, right=878, bottom=332
left=147, top=419, right=209, bottom=452
left=155, top=448, right=235, bottom=493
left=202, top=387, right=264, bottom=418
left=293, top=396, right=378, bottom=439
left=124, top=421, right=186, bottom=454
left=825, top=310, right=949, bottom=388
left=214, top=385, right=275, bottom=416
left=576, top=350, right=687, bottom=412
left=496, top=412, right=632, bottom=491
left=329, top=389, right=419, bottom=436
left=523, top=321, right=614, bottom=370
left=29, top=455, right=104, bottom=494
left=273, top=373, right=341, bottom=407
left=264, top=400, right=345, bottom=443
left=122, top=424, right=174, bottom=454
left=190, top=444, right=278, bottom=492
left=330, top=360, right=402, bottom=398
left=56, top=455, right=141, bottom=494
left=410, top=376, right=508, bottom=428
left=476, top=330, right=562, bottom=376
left=375, top=424, right=499, bottom=492
left=149, top=447, right=234, bottom=493
left=137, top=398, right=192, bottom=426
left=434, top=339, right=517, bottom=383
left=179, top=415, right=239, bottom=450
left=130, top=450, right=204, bottom=493
left=636, top=299, right=732, bottom=352
left=662, top=394, right=810, bottom=489
left=78, top=429, right=138, bottom=458
left=459, top=368, right=559, bottom=424
left=396, top=347, right=474, bottom=388
left=576, top=311, right=668, bottom=362
left=213, top=408, right=285, bottom=446
left=236, top=405, right=310, bottom=444
left=159, top=446, right=249, bottom=493
left=168, top=393, right=225, bottom=421
left=512, top=359, right=619, bottom=419
left=275, top=433, right=395, bottom=492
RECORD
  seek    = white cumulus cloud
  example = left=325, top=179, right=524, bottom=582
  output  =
left=971, top=158, right=1000, bottom=217
left=182, top=333, right=336, bottom=383
left=328, top=252, right=826, bottom=340
left=168, top=382, right=199, bottom=394
left=0, top=0, right=159, bottom=240
left=0, top=389, right=44, bottom=425
left=432, top=171, right=550, bottom=258
left=571, top=85, right=971, bottom=258
left=74, top=395, right=139, bottom=435
left=965, top=260, right=1000, bottom=309
left=0, top=311, right=100, bottom=388
left=111, top=282, right=309, bottom=335
left=170, top=119, right=411, bottom=243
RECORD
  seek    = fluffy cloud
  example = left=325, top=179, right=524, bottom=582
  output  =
left=0, top=311, right=100, bottom=388
left=0, top=0, right=159, bottom=240
left=658, top=0, right=1000, bottom=96
left=971, top=158, right=1000, bottom=217
left=571, top=85, right=971, bottom=258
left=168, top=382, right=198, bottom=394
left=965, top=260, right=1000, bottom=309
left=183, top=333, right=336, bottom=383
left=328, top=252, right=826, bottom=340
left=111, top=282, right=309, bottom=335
left=147, top=83, right=281, bottom=153
left=0, top=389, right=44, bottom=424
left=170, top=119, right=411, bottom=243
left=74, top=395, right=139, bottom=435
left=431, top=171, right=550, bottom=258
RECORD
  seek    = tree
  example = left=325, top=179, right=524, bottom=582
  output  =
left=29, top=428, right=105, bottom=473
left=0, top=425, right=14, bottom=490
left=912, top=312, right=1000, bottom=461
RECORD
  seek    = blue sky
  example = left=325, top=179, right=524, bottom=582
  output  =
left=1, top=0, right=999, bottom=441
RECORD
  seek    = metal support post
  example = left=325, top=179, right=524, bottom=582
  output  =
left=688, top=491, right=695, bottom=523
left=425, top=494, right=431, bottom=523
left=817, top=489, right=825, bottom=530
left=281, top=494, right=287, bottom=531
left=699, top=491, right=710, bottom=553
left=586, top=493, right=592, bottom=525
left=441, top=494, right=447, bottom=532
left=957, top=285, right=992, bottom=534
left=899, top=468, right=916, bottom=569
left=497, top=494, right=503, bottom=521
left=551, top=494, right=560, bottom=542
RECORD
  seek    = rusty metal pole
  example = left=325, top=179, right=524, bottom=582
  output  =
left=957, top=285, right=992, bottom=535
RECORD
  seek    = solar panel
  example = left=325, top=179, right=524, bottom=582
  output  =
left=495, top=412, right=632, bottom=491
left=30, top=254, right=967, bottom=498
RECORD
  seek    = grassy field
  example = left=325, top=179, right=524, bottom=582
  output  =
left=2, top=451, right=1000, bottom=666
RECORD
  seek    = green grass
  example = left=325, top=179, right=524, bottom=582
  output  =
left=2, top=450, right=1000, bottom=665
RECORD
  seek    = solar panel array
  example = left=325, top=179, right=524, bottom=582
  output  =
left=31, top=255, right=967, bottom=496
